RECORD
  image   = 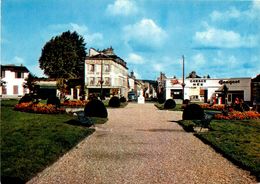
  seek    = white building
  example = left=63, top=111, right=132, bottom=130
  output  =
left=85, top=47, right=128, bottom=99
left=165, top=72, right=251, bottom=104
left=1, top=65, right=30, bottom=98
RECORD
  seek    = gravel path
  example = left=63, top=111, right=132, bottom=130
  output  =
left=28, top=103, right=257, bottom=184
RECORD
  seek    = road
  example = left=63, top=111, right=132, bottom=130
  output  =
left=28, top=103, right=257, bottom=184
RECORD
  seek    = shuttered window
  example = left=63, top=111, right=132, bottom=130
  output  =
left=13, top=85, right=18, bottom=94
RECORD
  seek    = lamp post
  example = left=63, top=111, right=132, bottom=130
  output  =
left=100, top=60, right=104, bottom=100
left=181, top=55, right=186, bottom=100
left=223, top=84, right=228, bottom=105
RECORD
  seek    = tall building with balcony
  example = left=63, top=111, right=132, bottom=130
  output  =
left=85, top=47, right=128, bottom=99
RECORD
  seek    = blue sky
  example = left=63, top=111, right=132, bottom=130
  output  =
left=2, top=0, right=260, bottom=80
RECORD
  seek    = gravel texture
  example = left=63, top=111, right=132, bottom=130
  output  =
left=28, top=103, right=257, bottom=184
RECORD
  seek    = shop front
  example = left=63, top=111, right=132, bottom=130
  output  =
left=165, top=77, right=251, bottom=104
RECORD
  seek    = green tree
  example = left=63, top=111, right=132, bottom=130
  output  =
left=39, top=31, right=86, bottom=79
left=23, top=73, right=37, bottom=94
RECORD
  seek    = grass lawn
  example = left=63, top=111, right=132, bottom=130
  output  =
left=1, top=99, right=98, bottom=183
left=154, top=102, right=183, bottom=111
left=178, top=119, right=260, bottom=180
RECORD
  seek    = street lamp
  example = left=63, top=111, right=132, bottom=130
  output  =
left=100, top=60, right=104, bottom=100
left=182, top=55, right=186, bottom=100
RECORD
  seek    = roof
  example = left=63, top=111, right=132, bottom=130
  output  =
left=86, top=48, right=128, bottom=69
left=252, top=74, right=260, bottom=82
left=1, top=65, right=29, bottom=73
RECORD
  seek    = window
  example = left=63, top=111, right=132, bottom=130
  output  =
left=104, top=64, right=110, bottom=72
left=1, top=70, right=5, bottom=78
left=13, top=85, right=18, bottom=94
left=89, top=64, right=95, bottom=72
left=96, top=77, right=101, bottom=85
left=104, top=77, right=110, bottom=85
left=2, top=86, right=7, bottom=94
left=15, top=72, right=24, bottom=78
left=89, top=77, right=95, bottom=85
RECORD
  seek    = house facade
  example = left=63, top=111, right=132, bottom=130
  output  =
left=1, top=65, right=30, bottom=98
left=162, top=71, right=252, bottom=104
left=85, top=47, right=128, bottom=99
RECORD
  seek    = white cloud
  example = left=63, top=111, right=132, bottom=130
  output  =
left=191, top=53, right=206, bottom=66
left=252, top=0, right=260, bottom=10
left=210, top=1, right=260, bottom=22
left=210, top=7, right=241, bottom=21
left=47, top=23, right=104, bottom=47
left=107, top=0, right=138, bottom=16
left=123, top=18, right=167, bottom=48
left=194, top=25, right=258, bottom=48
left=152, top=63, right=164, bottom=72
left=126, top=53, right=145, bottom=64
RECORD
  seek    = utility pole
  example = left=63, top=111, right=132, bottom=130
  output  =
left=100, top=60, right=104, bottom=100
left=182, top=55, right=185, bottom=100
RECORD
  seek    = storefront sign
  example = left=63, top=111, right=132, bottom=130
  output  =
left=219, top=80, right=240, bottom=85
left=190, top=79, right=206, bottom=83
left=190, top=79, right=206, bottom=87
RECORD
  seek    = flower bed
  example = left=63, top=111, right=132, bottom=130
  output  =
left=14, top=102, right=65, bottom=114
left=61, top=100, right=88, bottom=107
left=214, top=110, right=260, bottom=120
left=200, top=103, right=225, bottom=111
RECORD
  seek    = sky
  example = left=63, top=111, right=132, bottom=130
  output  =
left=2, top=0, right=260, bottom=80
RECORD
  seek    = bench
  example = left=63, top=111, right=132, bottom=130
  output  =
left=193, top=113, right=213, bottom=132
left=75, top=111, right=94, bottom=127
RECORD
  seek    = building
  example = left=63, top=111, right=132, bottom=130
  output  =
left=163, top=71, right=252, bottom=104
left=85, top=47, right=128, bottom=99
left=1, top=65, right=30, bottom=98
left=251, top=74, right=260, bottom=111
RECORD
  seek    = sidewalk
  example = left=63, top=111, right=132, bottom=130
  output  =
left=28, top=103, right=257, bottom=184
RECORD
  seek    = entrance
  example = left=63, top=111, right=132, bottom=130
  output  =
left=170, top=89, right=183, bottom=99
left=228, top=91, right=244, bottom=103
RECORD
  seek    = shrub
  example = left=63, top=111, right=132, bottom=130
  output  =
left=61, top=100, right=88, bottom=107
left=200, top=104, right=225, bottom=111
left=120, top=96, right=127, bottom=103
left=164, top=99, right=176, bottom=109
left=182, top=99, right=190, bottom=109
left=19, top=94, right=33, bottom=104
left=109, top=96, right=121, bottom=107
left=214, top=111, right=260, bottom=120
left=14, top=102, right=65, bottom=114
left=84, top=99, right=108, bottom=118
left=183, top=99, right=190, bottom=105
left=182, top=103, right=204, bottom=120
left=47, top=96, right=61, bottom=108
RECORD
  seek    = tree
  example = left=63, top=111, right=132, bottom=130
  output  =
left=39, top=31, right=86, bottom=79
left=23, top=73, right=37, bottom=94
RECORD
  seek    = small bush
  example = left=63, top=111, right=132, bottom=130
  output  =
left=109, top=96, right=121, bottom=107
left=84, top=99, right=108, bottom=118
left=183, top=99, right=190, bottom=105
left=19, top=94, right=33, bottom=104
left=164, top=99, right=176, bottom=109
left=120, top=96, right=127, bottom=103
left=182, top=99, right=190, bottom=109
left=182, top=103, right=204, bottom=120
left=47, top=96, right=60, bottom=108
